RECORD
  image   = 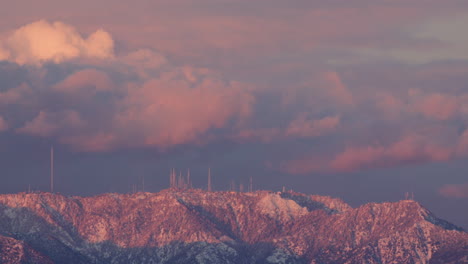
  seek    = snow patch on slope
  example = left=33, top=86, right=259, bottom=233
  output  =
left=257, top=193, right=308, bottom=222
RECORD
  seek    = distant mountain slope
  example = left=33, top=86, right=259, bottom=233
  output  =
left=0, top=190, right=466, bottom=263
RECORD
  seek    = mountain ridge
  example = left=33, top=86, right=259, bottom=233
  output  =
left=0, top=189, right=466, bottom=263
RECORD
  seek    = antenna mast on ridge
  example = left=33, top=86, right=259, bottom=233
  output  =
left=187, top=169, right=191, bottom=189
left=50, top=146, right=54, bottom=193
left=208, top=168, right=212, bottom=192
left=230, top=180, right=235, bottom=192
left=170, top=168, right=175, bottom=188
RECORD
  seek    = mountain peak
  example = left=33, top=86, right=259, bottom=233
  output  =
left=0, top=190, right=466, bottom=263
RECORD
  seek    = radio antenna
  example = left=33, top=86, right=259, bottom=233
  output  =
left=208, top=168, right=212, bottom=192
left=50, top=146, right=54, bottom=193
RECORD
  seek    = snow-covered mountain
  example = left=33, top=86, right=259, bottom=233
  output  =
left=0, top=189, right=466, bottom=263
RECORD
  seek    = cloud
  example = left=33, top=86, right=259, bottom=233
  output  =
left=281, top=134, right=458, bottom=174
left=11, top=65, right=254, bottom=152
left=233, top=115, right=340, bottom=143
left=330, top=135, right=453, bottom=172
left=52, top=69, right=112, bottom=94
left=0, top=46, right=9, bottom=61
left=110, top=70, right=254, bottom=149
left=0, top=18, right=467, bottom=180
left=280, top=72, right=354, bottom=111
left=374, top=93, right=405, bottom=119
left=411, top=92, right=460, bottom=120
left=0, top=116, right=8, bottom=131
left=0, top=20, right=114, bottom=65
left=0, top=83, right=32, bottom=105
left=122, top=49, right=167, bottom=70
left=17, top=110, right=86, bottom=137
left=439, top=183, right=468, bottom=198
left=60, top=132, right=116, bottom=152
left=322, top=72, right=354, bottom=106
left=279, top=155, right=329, bottom=175
left=456, top=129, right=468, bottom=156
left=286, top=115, right=340, bottom=138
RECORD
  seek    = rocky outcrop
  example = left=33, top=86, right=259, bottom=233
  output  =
left=0, top=235, right=52, bottom=264
left=0, top=189, right=466, bottom=263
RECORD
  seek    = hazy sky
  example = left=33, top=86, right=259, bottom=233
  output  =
left=0, top=0, right=467, bottom=228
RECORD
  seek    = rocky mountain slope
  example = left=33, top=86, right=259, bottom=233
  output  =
left=0, top=189, right=466, bottom=263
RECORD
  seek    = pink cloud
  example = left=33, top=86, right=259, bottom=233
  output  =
left=112, top=71, right=254, bottom=149
left=0, top=116, right=8, bottom=132
left=0, top=17, right=466, bottom=169
left=322, top=72, right=354, bottom=106
left=286, top=114, right=340, bottom=138
left=234, top=114, right=340, bottom=143
left=330, top=145, right=387, bottom=172
left=439, top=183, right=468, bottom=198
left=121, top=49, right=167, bottom=77
left=53, top=69, right=112, bottom=94
left=29, top=67, right=255, bottom=152
left=280, top=72, right=353, bottom=110
left=282, top=134, right=457, bottom=174
left=456, top=129, right=468, bottom=156
left=279, top=155, right=329, bottom=175
left=413, top=93, right=459, bottom=120
left=0, top=20, right=114, bottom=65
left=233, top=128, right=281, bottom=143
left=114, top=3, right=464, bottom=58
left=1, top=1, right=466, bottom=66
left=331, top=135, right=453, bottom=172
left=17, top=110, right=86, bottom=137
left=60, top=133, right=116, bottom=152
left=0, top=83, right=32, bottom=105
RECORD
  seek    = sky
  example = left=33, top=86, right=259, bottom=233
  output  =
left=0, top=0, right=467, bottom=228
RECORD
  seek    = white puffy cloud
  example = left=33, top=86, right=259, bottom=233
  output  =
left=0, top=20, right=114, bottom=65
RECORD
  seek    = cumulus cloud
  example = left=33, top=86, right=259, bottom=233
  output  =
left=12, top=66, right=254, bottom=151
left=439, top=183, right=468, bottom=198
left=0, top=20, right=114, bottom=65
left=411, top=92, right=460, bottom=120
left=0, top=46, right=9, bottom=61
left=0, top=83, right=32, bottom=105
left=110, top=70, right=254, bottom=149
left=1, top=18, right=468, bottom=181
left=0, top=17, right=257, bottom=151
left=52, top=69, right=112, bottom=94
left=17, top=110, right=86, bottom=137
